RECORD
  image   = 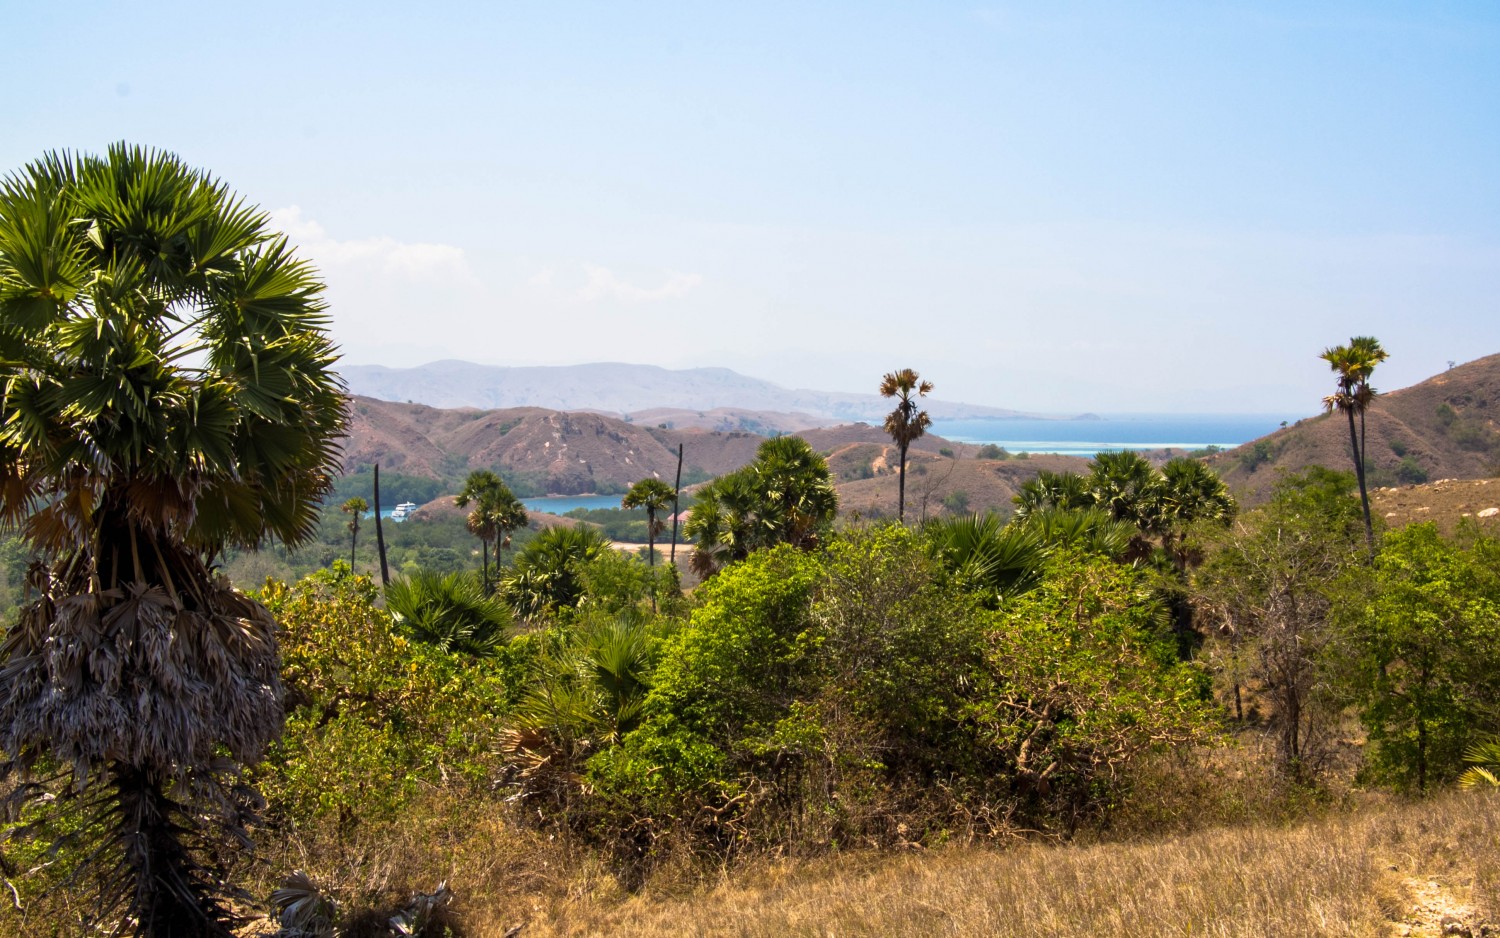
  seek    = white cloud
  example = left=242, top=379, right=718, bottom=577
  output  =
left=579, top=265, right=701, bottom=302
left=270, top=206, right=475, bottom=285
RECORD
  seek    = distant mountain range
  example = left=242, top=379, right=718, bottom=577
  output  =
left=338, top=361, right=1051, bottom=426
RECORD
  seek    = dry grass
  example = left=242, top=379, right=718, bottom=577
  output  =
left=6, top=786, right=1496, bottom=937
left=488, top=790, right=1499, bottom=938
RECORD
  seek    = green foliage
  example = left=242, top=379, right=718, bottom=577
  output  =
left=1333, top=524, right=1500, bottom=792
left=1195, top=467, right=1366, bottom=774
left=504, top=613, right=673, bottom=805
left=576, top=547, right=682, bottom=617
left=982, top=552, right=1216, bottom=819
left=564, top=506, right=650, bottom=542
left=685, top=436, right=837, bottom=577
left=1395, top=455, right=1429, bottom=485
left=580, top=529, right=1217, bottom=855
left=643, top=547, right=823, bottom=740
left=975, top=444, right=1010, bottom=460
left=941, top=489, right=970, bottom=514
left=255, top=572, right=507, bottom=825
left=1238, top=439, right=1275, bottom=473
left=385, top=569, right=513, bottom=656
left=503, top=525, right=613, bottom=619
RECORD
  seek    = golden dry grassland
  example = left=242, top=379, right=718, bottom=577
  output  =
left=222, top=789, right=1499, bottom=938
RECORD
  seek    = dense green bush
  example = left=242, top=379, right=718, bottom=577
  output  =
left=1334, top=523, right=1500, bottom=792
left=254, top=571, right=516, bottom=827
left=574, top=527, right=1217, bottom=864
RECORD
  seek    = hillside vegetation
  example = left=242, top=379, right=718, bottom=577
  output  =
left=1215, top=354, right=1500, bottom=501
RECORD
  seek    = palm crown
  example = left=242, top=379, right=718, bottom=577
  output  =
left=0, top=145, right=346, bottom=559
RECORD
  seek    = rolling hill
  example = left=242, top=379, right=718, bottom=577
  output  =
left=341, top=397, right=976, bottom=498
left=1211, top=353, right=1500, bottom=502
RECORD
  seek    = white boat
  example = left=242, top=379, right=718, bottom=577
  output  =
left=390, top=501, right=418, bottom=522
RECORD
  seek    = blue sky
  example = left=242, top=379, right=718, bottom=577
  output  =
left=4, top=2, right=1497, bottom=413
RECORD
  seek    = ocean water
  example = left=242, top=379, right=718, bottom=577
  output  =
left=520, top=494, right=628, bottom=515
left=370, top=493, right=627, bottom=519
left=929, top=413, right=1301, bottom=457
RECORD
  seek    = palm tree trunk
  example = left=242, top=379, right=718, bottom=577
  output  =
left=646, top=510, right=656, bottom=567
left=482, top=540, right=490, bottom=595
left=669, top=443, right=683, bottom=568
left=349, top=527, right=357, bottom=569
left=112, top=763, right=234, bottom=937
left=373, top=464, right=390, bottom=587
left=1346, top=408, right=1375, bottom=561
left=897, top=441, right=908, bottom=523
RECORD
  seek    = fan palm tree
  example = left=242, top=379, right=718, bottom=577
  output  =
left=0, top=145, right=345, bottom=935
left=684, top=436, right=837, bottom=577
left=923, top=512, right=1048, bottom=604
left=384, top=569, right=513, bottom=657
left=621, top=477, right=674, bottom=568
left=455, top=470, right=525, bottom=594
left=1321, top=336, right=1388, bottom=560
left=341, top=496, right=368, bottom=569
left=1460, top=737, right=1500, bottom=790
left=1155, top=457, right=1237, bottom=571
left=754, top=435, right=839, bottom=550
left=1012, top=470, right=1092, bottom=520
left=1087, top=450, right=1163, bottom=529
left=501, top=525, right=611, bottom=619
left=879, top=368, right=934, bottom=523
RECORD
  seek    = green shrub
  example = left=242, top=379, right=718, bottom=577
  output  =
left=1395, top=455, right=1429, bottom=485
left=254, top=572, right=508, bottom=826
left=1334, top=524, right=1500, bottom=792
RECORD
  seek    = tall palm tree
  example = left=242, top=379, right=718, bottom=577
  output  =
left=0, top=145, right=345, bottom=934
left=621, top=477, right=675, bottom=567
left=341, top=496, right=368, bottom=569
left=622, top=477, right=675, bottom=613
left=455, top=470, right=525, bottom=595
left=879, top=368, right=934, bottom=523
left=1321, top=336, right=1388, bottom=560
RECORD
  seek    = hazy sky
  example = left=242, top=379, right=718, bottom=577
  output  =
left=4, top=2, right=1497, bottom=413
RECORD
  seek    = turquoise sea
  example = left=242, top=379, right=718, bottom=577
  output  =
left=373, top=493, right=625, bottom=519
left=519, top=494, right=626, bottom=515
left=929, top=413, right=1302, bottom=458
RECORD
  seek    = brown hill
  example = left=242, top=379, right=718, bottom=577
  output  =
left=341, top=398, right=983, bottom=497
left=834, top=451, right=1090, bottom=521
left=1210, top=354, right=1500, bottom=502
left=1372, top=478, right=1500, bottom=537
